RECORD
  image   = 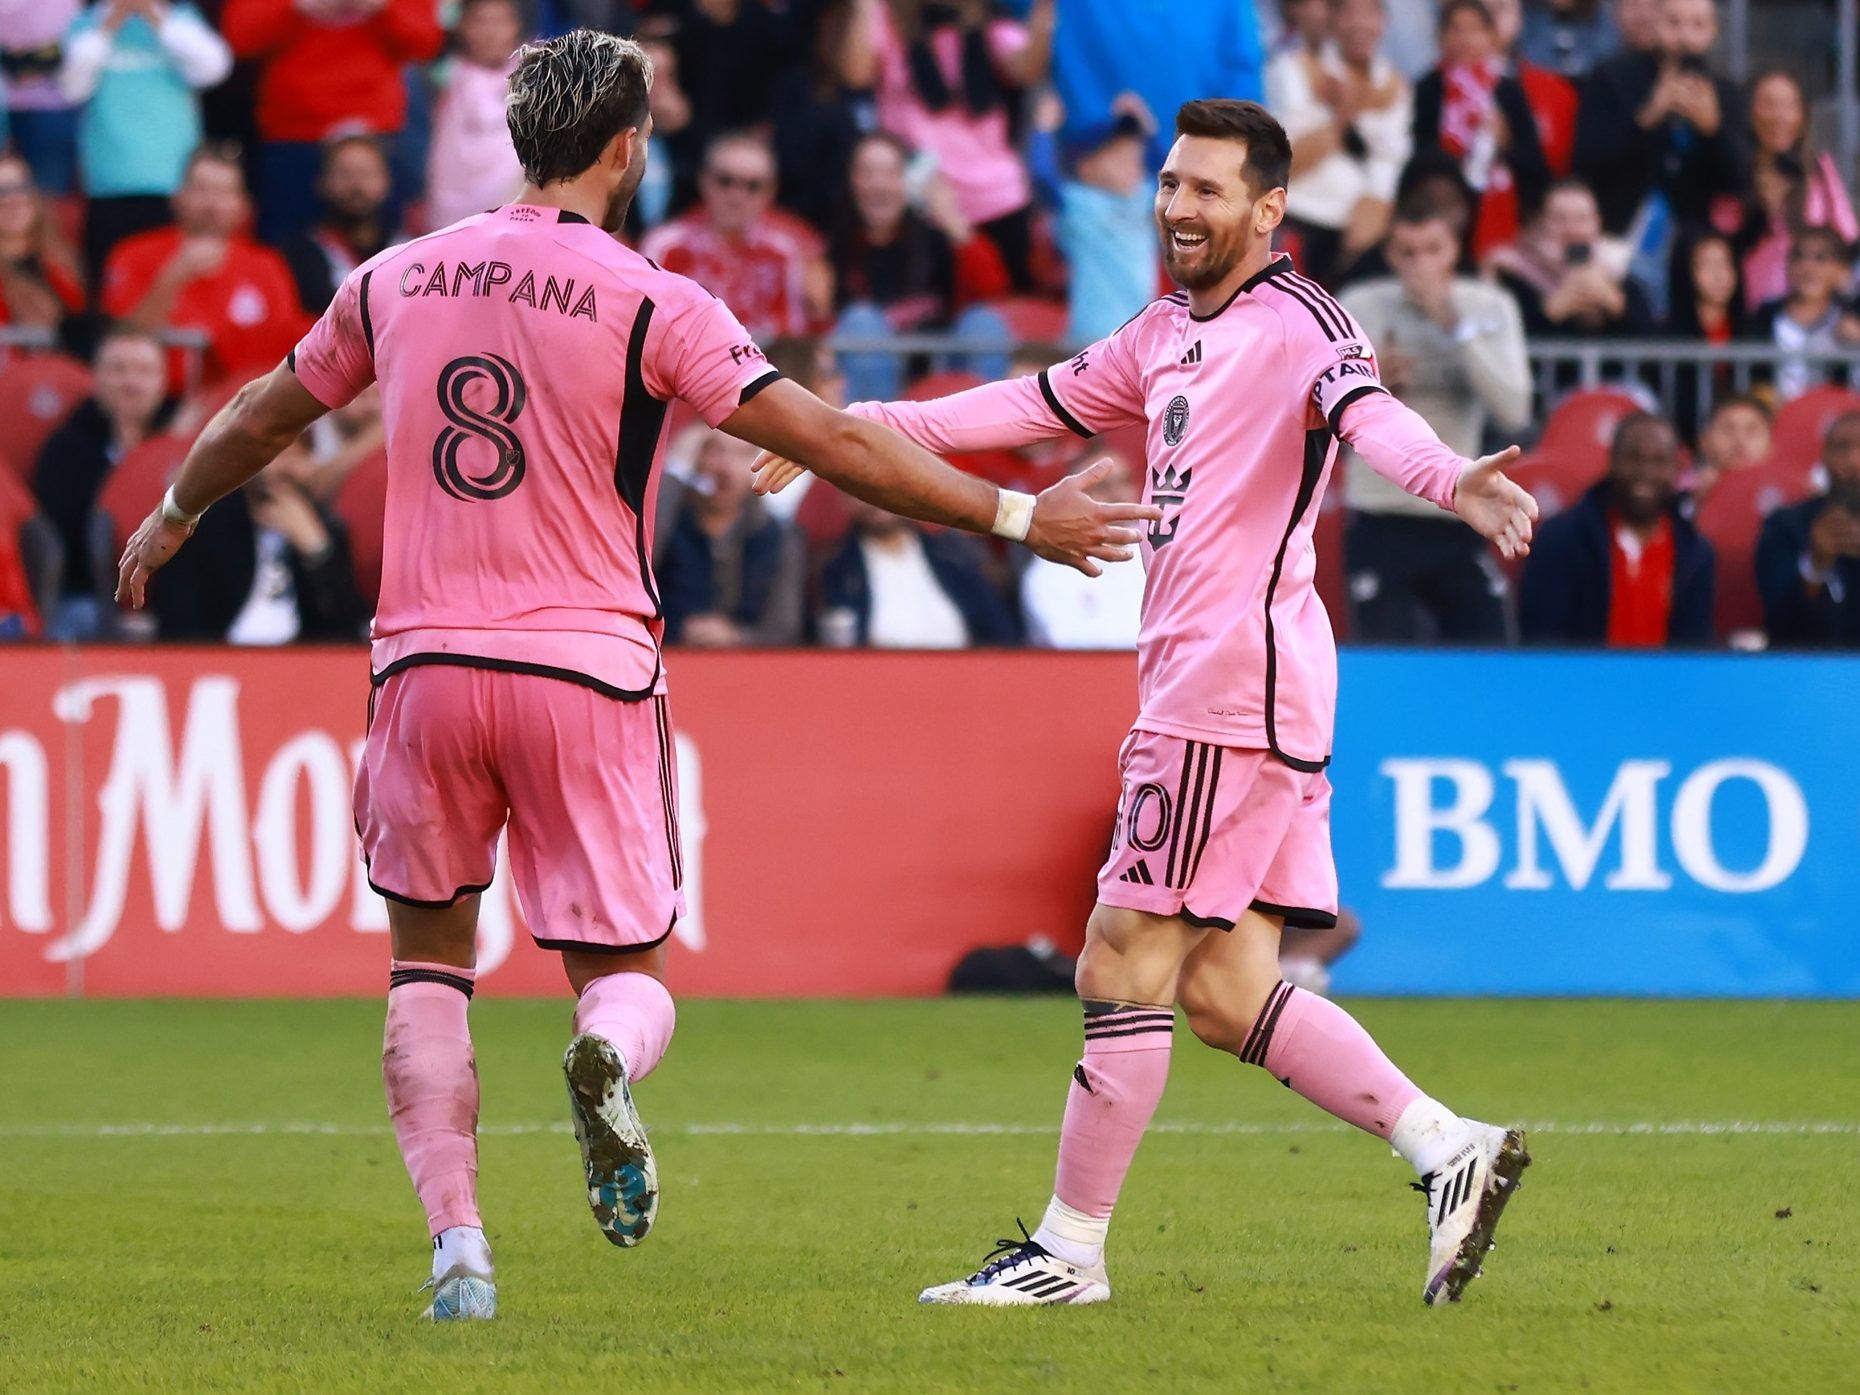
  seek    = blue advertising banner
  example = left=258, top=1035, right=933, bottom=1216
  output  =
left=1329, top=651, right=1860, bottom=997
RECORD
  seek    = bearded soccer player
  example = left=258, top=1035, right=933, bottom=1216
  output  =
left=756, top=99, right=1540, bottom=1307
left=114, top=31, right=1153, bottom=1323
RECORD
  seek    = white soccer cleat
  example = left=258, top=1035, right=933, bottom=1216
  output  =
left=563, top=1032, right=659, bottom=1247
left=1418, top=1124, right=1531, bottom=1306
left=421, top=1265, right=497, bottom=1321
left=919, top=1230, right=1111, bottom=1306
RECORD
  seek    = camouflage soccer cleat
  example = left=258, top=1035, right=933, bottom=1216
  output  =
left=563, top=1032, right=659, bottom=1247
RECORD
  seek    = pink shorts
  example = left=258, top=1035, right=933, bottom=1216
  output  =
left=1097, top=728, right=1338, bottom=931
left=355, top=662, right=684, bottom=953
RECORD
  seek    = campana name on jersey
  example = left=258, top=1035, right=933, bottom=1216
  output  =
left=396, top=260, right=600, bottom=321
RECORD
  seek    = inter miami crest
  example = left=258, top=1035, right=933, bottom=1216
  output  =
left=1164, top=394, right=1190, bottom=446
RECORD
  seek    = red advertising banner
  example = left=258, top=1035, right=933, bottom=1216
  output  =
left=0, top=648, right=1137, bottom=997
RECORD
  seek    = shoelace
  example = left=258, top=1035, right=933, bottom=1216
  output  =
left=969, top=1220, right=1050, bottom=1283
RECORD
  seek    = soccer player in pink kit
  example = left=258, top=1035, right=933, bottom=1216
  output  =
left=113, top=31, right=1155, bottom=1322
left=759, top=99, right=1542, bottom=1307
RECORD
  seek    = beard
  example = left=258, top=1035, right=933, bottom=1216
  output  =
left=1158, top=221, right=1244, bottom=292
left=603, top=158, right=649, bottom=234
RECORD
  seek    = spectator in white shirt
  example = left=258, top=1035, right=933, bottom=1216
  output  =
left=1021, top=452, right=1146, bottom=648
left=1267, top=0, right=1412, bottom=287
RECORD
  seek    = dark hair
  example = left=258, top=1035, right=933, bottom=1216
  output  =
left=182, top=141, right=245, bottom=182
left=506, top=30, right=653, bottom=187
left=1609, top=411, right=1675, bottom=464
left=1792, top=224, right=1854, bottom=263
left=1665, top=230, right=1746, bottom=336
left=1437, top=0, right=1494, bottom=33
left=319, top=133, right=388, bottom=174
left=1174, top=99, right=1292, bottom=196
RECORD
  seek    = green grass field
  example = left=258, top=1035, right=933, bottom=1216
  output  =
left=2, top=998, right=1854, bottom=1394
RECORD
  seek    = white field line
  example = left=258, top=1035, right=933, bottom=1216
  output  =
left=1, top=1119, right=1857, bottom=1140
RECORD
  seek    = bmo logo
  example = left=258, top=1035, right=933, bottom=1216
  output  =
left=1379, top=758, right=1809, bottom=894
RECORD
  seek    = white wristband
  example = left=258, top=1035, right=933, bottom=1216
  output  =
left=991, top=489, right=1036, bottom=542
left=160, top=485, right=201, bottom=527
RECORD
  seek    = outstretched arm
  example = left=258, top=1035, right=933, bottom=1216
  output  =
left=1337, top=389, right=1538, bottom=559
left=116, top=363, right=329, bottom=607
left=723, top=379, right=1154, bottom=575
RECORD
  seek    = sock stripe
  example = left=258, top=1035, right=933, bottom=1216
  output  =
left=1083, top=1022, right=1175, bottom=1041
left=389, top=968, right=476, bottom=999
left=1239, top=981, right=1294, bottom=1065
left=1083, top=1008, right=1175, bottom=1026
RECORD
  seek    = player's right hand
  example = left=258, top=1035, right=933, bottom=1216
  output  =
left=750, top=448, right=808, bottom=496
left=1027, top=459, right=1162, bottom=577
left=115, top=507, right=197, bottom=610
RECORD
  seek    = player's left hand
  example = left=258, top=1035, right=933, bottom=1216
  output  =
left=1452, top=445, right=1539, bottom=561
left=115, top=507, right=197, bottom=610
left=750, top=448, right=808, bottom=496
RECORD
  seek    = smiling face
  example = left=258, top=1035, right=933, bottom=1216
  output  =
left=849, top=136, right=909, bottom=232
left=700, top=138, right=776, bottom=237
left=1750, top=73, right=1806, bottom=157
left=1608, top=416, right=1681, bottom=527
left=1155, top=134, right=1278, bottom=292
left=1689, top=236, right=1737, bottom=309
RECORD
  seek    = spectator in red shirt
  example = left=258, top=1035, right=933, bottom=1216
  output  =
left=0, top=152, right=86, bottom=340
left=220, top=0, right=442, bottom=245
left=640, top=130, right=832, bottom=342
left=102, top=144, right=308, bottom=391
left=1519, top=412, right=1716, bottom=646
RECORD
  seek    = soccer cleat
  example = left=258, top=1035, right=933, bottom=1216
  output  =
left=421, top=1266, right=497, bottom=1321
left=563, top=1032, right=658, bottom=1247
left=918, top=1227, right=1111, bottom=1306
left=1417, top=1124, right=1531, bottom=1306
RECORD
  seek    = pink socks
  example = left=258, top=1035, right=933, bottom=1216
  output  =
left=382, top=961, right=482, bottom=1236
left=573, top=971, right=676, bottom=1081
left=1243, top=981, right=1423, bottom=1139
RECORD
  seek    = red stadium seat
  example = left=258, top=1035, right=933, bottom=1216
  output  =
left=0, top=354, right=93, bottom=478
left=95, top=436, right=191, bottom=548
left=0, top=458, right=37, bottom=526
left=1507, top=450, right=1604, bottom=522
left=1768, top=385, right=1860, bottom=473
left=903, top=369, right=984, bottom=402
left=334, top=446, right=389, bottom=606
left=1695, top=458, right=1822, bottom=636
left=985, top=296, right=1069, bottom=345
left=1535, top=387, right=1646, bottom=474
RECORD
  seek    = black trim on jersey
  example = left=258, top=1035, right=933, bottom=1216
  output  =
left=1276, top=277, right=1344, bottom=343
left=1283, top=271, right=1352, bottom=340
left=358, top=269, right=376, bottom=360
left=388, top=967, right=476, bottom=998
left=736, top=369, right=782, bottom=407
left=1251, top=899, right=1340, bottom=931
left=557, top=209, right=590, bottom=224
left=1261, top=428, right=1335, bottom=773
left=370, top=652, right=656, bottom=702
left=1325, top=382, right=1389, bottom=436
left=1180, top=907, right=1238, bottom=931
left=369, top=876, right=493, bottom=909
left=1038, top=367, right=1094, bottom=438
left=1239, top=256, right=1294, bottom=293
left=286, top=347, right=296, bottom=372
left=534, top=912, right=677, bottom=956
left=1188, top=281, right=1247, bottom=323
left=616, top=298, right=670, bottom=624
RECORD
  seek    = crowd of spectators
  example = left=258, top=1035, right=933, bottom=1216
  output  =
left=0, top=0, right=1856, bottom=652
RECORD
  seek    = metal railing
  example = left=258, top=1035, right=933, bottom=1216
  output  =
left=0, top=325, right=209, bottom=391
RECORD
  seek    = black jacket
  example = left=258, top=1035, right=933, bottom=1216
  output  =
left=32, top=397, right=177, bottom=599
left=1518, top=481, right=1716, bottom=645
left=150, top=486, right=367, bottom=642
left=1572, top=51, right=1750, bottom=233
left=1411, top=69, right=1551, bottom=223
left=1756, top=496, right=1860, bottom=647
left=819, top=528, right=1019, bottom=646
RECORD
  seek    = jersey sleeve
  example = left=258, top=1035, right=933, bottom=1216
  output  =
left=291, top=264, right=377, bottom=409
left=647, top=292, right=781, bottom=428
left=1281, top=294, right=1390, bottom=435
left=1036, top=317, right=1149, bottom=438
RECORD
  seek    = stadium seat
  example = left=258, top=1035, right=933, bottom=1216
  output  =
left=334, top=446, right=389, bottom=606
left=1768, top=385, right=1860, bottom=473
left=1694, top=458, right=1823, bottom=637
left=1507, top=450, right=1604, bottom=522
left=985, top=296, right=1069, bottom=345
left=95, top=436, right=191, bottom=549
left=1535, top=387, right=1647, bottom=473
left=0, top=354, right=93, bottom=479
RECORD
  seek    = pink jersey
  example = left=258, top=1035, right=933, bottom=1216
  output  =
left=292, top=203, right=779, bottom=697
left=853, top=254, right=1465, bottom=767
